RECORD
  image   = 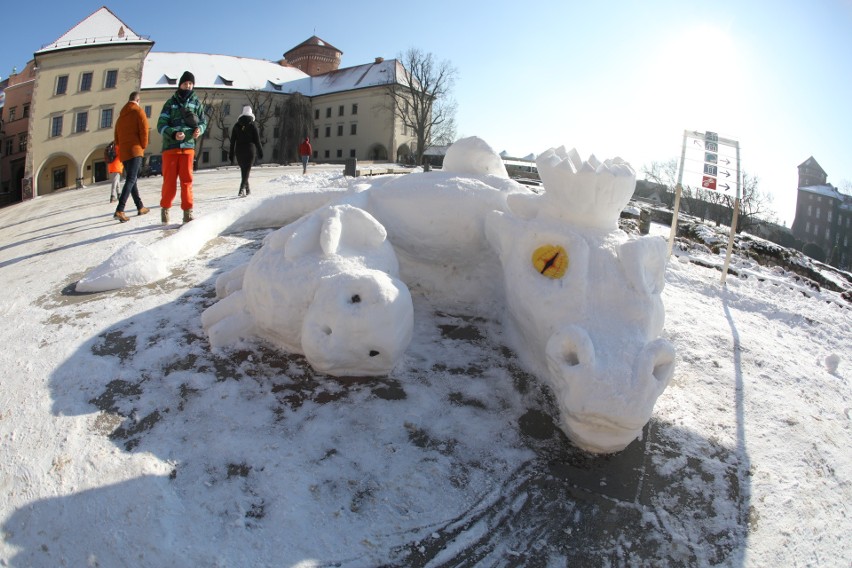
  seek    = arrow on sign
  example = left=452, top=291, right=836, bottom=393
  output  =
left=722, top=158, right=731, bottom=165
left=720, top=183, right=731, bottom=191
left=721, top=170, right=731, bottom=178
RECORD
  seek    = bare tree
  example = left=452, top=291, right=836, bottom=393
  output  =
left=245, top=90, right=275, bottom=154
left=205, top=99, right=231, bottom=160
left=643, top=159, right=775, bottom=228
left=278, top=92, right=313, bottom=164
left=193, top=90, right=216, bottom=170
left=723, top=171, right=776, bottom=231
left=642, top=158, right=694, bottom=198
left=384, top=48, right=458, bottom=165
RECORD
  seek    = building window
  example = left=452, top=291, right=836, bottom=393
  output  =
left=75, top=111, right=88, bottom=133
left=808, top=205, right=812, bottom=215
left=324, top=149, right=330, bottom=158
left=274, top=105, right=281, bottom=117
left=828, top=211, right=832, bottom=223
left=805, top=222, right=810, bottom=233
left=350, top=123, right=357, bottom=135
left=105, top=69, right=118, bottom=89
left=338, top=105, right=344, bottom=116
left=315, top=109, right=319, bottom=120
left=8, top=108, right=15, bottom=121
left=352, top=103, right=358, bottom=115
left=144, top=105, right=152, bottom=118
left=80, top=72, right=93, bottom=92
left=325, top=126, right=331, bottom=137
left=5, top=139, right=13, bottom=156
left=221, top=150, right=228, bottom=162
left=325, top=107, right=331, bottom=118
left=202, top=151, right=209, bottom=164
left=350, top=149, right=356, bottom=158
left=336, top=149, right=343, bottom=158
left=313, top=128, right=319, bottom=139
left=51, top=115, right=63, bottom=137
left=825, top=228, right=830, bottom=239
left=224, top=103, right=230, bottom=116
left=815, top=207, right=821, bottom=219
left=337, top=124, right=343, bottom=136
left=101, top=108, right=113, bottom=129
left=18, top=134, right=27, bottom=153
left=22, top=104, right=29, bottom=118
left=56, top=75, right=68, bottom=95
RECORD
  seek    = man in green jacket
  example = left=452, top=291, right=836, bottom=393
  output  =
left=157, top=70, right=207, bottom=224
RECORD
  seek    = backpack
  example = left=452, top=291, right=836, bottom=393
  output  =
left=104, top=142, right=117, bottom=163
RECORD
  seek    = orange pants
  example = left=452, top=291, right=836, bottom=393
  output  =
left=160, top=148, right=195, bottom=211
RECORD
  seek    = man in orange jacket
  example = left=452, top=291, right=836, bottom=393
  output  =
left=113, top=91, right=151, bottom=223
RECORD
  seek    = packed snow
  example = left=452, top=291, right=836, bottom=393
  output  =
left=76, top=137, right=674, bottom=454
left=0, top=142, right=849, bottom=566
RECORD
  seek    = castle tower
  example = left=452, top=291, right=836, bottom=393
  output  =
left=797, top=156, right=827, bottom=188
left=282, top=36, right=342, bottom=76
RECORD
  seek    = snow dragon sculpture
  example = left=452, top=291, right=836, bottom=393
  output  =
left=77, top=136, right=675, bottom=454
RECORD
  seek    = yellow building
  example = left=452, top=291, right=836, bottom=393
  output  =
left=25, top=7, right=416, bottom=197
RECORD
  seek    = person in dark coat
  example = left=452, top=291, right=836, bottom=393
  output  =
left=229, top=105, right=263, bottom=197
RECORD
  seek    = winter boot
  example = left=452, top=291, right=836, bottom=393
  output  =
left=161, top=208, right=170, bottom=224
left=245, top=182, right=251, bottom=196
left=183, top=209, right=194, bottom=223
left=113, top=211, right=130, bottom=223
left=238, top=184, right=245, bottom=198
left=138, top=206, right=150, bottom=216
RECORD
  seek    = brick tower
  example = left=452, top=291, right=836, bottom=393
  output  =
left=282, top=36, right=342, bottom=76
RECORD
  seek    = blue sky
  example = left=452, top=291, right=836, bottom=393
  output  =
left=3, top=0, right=851, bottom=225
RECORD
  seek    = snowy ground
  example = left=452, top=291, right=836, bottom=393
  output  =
left=0, top=164, right=849, bottom=567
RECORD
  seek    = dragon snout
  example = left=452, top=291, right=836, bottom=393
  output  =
left=544, top=326, right=676, bottom=453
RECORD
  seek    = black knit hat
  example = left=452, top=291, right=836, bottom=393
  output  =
left=179, top=70, right=195, bottom=85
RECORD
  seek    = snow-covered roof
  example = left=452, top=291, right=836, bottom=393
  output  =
left=36, top=7, right=151, bottom=55
left=301, top=58, right=401, bottom=96
left=141, top=52, right=309, bottom=93
left=284, top=35, right=342, bottom=58
left=141, top=52, right=399, bottom=97
left=799, top=184, right=846, bottom=200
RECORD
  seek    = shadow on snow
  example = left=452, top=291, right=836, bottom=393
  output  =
left=6, top=229, right=751, bottom=567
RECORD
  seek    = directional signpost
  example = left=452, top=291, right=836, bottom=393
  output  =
left=667, top=129, right=742, bottom=283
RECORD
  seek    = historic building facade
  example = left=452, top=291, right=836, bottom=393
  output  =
left=791, top=156, right=852, bottom=268
left=5, top=7, right=415, bottom=202
left=0, top=60, right=36, bottom=203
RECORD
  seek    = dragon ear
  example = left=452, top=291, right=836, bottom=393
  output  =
left=320, top=206, right=387, bottom=255
left=617, top=236, right=667, bottom=295
left=283, top=215, right=323, bottom=260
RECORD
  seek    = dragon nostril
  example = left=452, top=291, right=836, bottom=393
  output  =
left=369, top=350, right=380, bottom=357
left=653, top=359, right=674, bottom=382
left=322, top=325, right=332, bottom=336
left=564, top=350, right=580, bottom=367
left=350, top=294, right=361, bottom=303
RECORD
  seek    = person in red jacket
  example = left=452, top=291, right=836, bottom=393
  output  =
left=298, top=137, right=312, bottom=174
left=107, top=144, right=123, bottom=203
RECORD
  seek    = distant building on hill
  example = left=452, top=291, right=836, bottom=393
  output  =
left=791, top=156, right=851, bottom=268
left=4, top=6, right=416, bottom=202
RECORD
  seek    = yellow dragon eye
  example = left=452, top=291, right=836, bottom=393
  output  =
left=531, top=244, right=568, bottom=278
